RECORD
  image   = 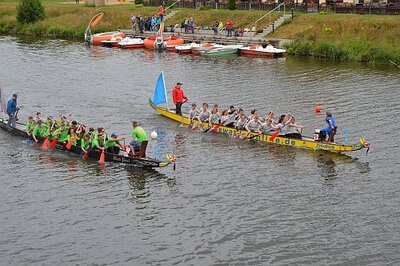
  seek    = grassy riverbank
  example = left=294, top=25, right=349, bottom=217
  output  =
left=273, top=13, right=400, bottom=65
left=1, top=1, right=399, bottom=65
left=0, top=3, right=277, bottom=37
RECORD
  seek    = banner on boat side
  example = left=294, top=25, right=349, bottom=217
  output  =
left=153, top=72, right=167, bottom=105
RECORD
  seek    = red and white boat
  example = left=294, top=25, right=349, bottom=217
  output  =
left=191, top=43, right=224, bottom=56
left=89, top=31, right=126, bottom=45
left=143, top=35, right=184, bottom=50
left=239, top=44, right=286, bottom=58
left=100, top=35, right=125, bottom=47
left=118, top=37, right=144, bottom=49
left=175, top=42, right=202, bottom=54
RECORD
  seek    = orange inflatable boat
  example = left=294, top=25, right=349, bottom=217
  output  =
left=89, top=31, right=126, bottom=45
left=144, top=35, right=184, bottom=50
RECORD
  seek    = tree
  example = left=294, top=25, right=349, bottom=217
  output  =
left=228, top=0, right=236, bottom=10
left=17, top=0, right=45, bottom=24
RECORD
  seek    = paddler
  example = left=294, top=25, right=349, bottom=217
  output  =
left=172, top=82, right=188, bottom=116
left=53, top=123, right=69, bottom=143
left=32, top=120, right=48, bottom=143
left=25, top=116, right=36, bottom=137
left=130, top=121, right=148, bottom=158
left=91, top=130, right=105, bottom=151
left=105, top=132, right=124, bottom=154
left=80, top=133, right=91, bottom=154
left=188, top=102, right=199, bottom=126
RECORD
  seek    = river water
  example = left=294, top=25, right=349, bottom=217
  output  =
left=1, top=36, right=399, bottom=265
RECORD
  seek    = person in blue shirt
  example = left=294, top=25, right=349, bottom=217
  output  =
left=6, top=93, right=19, bottom=127
left=319, top=111, right=337, bottom=142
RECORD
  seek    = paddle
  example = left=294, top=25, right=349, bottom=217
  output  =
left=98, top=149, right=105, bottom=164
left=65, top=138, right=73, bottom=150
left=203, top=124, right=220, bottom=133
left=248, top=133, right=262, bottom=140
left=82, top=151, right=89, bottom=160
left=269, top=131, right=279, bottom=141
left=49, top=138, right=58, bottom=149
left=41, top=137, right=49, bottom=149
left=15, top=108, right=20, bottom=121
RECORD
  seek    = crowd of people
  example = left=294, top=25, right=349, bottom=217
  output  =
left=187, top=103, right=305, bottom=139
left=170, top=84, right=337, bottom=142
left=22, top=112, right=149, bottom=158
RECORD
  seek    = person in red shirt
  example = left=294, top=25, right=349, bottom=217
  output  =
left=225, top=19, right=233, bottom=37
left=172, top=82, right=188, bottom=116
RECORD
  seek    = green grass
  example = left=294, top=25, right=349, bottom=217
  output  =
left=276, top=13, right=400, bottom=65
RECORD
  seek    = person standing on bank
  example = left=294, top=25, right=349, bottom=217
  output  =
left=130, top=121, right=149, bottom=158
left=6, top=93, right=19, bottom=127
left=172, top=82, right=188, bottom=116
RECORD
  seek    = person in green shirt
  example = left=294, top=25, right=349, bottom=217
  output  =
left=25, top=116, right=36, bottom=137
left=32, top=120, right=48, bottom=143
left=53, top=124, right=69, bottom=143
left=91, top=131, right=105, bottom=151
left=81, top=133, right=91, bottom=154
left=105, top=132, right=124, bottom=154
left=130, top=121, right=148, bottom=158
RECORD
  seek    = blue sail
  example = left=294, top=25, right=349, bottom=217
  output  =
left=152, top=72, right=167, bottom=105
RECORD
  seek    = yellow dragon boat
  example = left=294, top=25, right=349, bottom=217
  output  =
left=149, top=72, right=370, bottom=154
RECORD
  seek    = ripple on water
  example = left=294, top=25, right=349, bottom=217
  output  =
left=1, top=37, right=400, bottom=265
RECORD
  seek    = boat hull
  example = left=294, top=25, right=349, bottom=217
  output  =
left=239, top=45, right=286, bottom=58
left=149, top=99, right=367, bottom=153
left=144, top=35, right=184, bottom=50
left=0, top=118, right=170, bottom=168
left=91, top=31, right=126, bottom=45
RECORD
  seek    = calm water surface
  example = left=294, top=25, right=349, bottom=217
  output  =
left=1, top=36, right=399, bottom=265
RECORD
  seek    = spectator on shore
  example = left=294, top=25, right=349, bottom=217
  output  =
left=189, top=17, right=195, bottom=33
left=214, top=21, right=219, bottom=35
left=138, top=15, right=144, bottom=33
left=225, top=19, right=233, bottom=37
left=145, top=16, right=151, bottom=31
left=183, top=18, right=189, bottom=33
left=234, top=28, right=244, bottom=37
left=151, top=15, right=157, bottom=31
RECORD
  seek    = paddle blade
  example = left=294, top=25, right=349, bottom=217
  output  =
left=269, top=131, right=279, bottom=141
left=99, top=150, right=105, bottom=164
left=49, top=138, right=58, bottom=149
left=66, top=139, right=73, bottom=150
left=41, top=138, right=49, bottom=150
left=90, top=13, right=104, bottom=28
left=210, top=125, right=221, bottom=133
left=82, top=151, right=89, bottom=160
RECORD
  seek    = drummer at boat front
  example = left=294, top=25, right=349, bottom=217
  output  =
left=6, top=93, right=19, bottom=127
left=172, top=82, right=188, bottom=116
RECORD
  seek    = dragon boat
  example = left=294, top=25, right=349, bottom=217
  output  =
left=149, top=72, right=370, bottom=154
left=0, top=118, right=174, bottom=168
